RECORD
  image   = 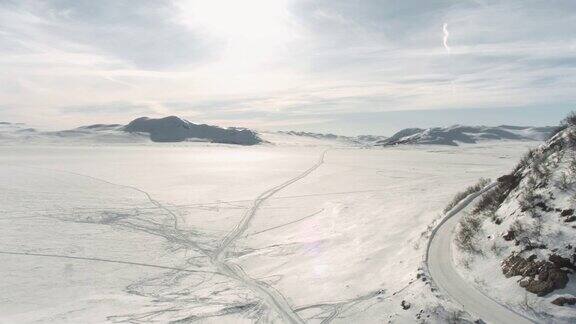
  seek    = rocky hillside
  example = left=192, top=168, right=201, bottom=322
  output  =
left=453, top=118, right=576, bottom=321
left=376, top=125, right=555, bottom=146
left=122, top=116, right=261, bottom=145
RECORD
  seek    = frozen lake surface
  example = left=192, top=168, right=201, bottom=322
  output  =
left=0, top=141, right=534, bottom=323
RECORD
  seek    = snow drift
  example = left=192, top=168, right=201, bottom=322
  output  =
left=377, top=125, right=555, bottom=146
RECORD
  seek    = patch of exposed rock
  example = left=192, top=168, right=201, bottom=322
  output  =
left=502, top=253, right=573, bottom=296
left=503, top=230, right=515, bottom=241
left=552, top=296, right=576, bottom=306
left=401, top=300, right=411, bottom=310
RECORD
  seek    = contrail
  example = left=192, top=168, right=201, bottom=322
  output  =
left=443, top=23, right=451, bottom=53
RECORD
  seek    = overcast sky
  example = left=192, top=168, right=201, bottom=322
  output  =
left=1, top=0, right=575, bottom=135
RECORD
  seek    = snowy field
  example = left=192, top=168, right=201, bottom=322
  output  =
left=0, top=138, right=536, bottom=323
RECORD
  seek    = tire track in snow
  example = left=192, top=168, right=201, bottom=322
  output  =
left=0, top=250, right=218, bottom=274
left=36, top=168, right=181, bottom=230
left=1, top=188, right=385, bottom=213
left=8, top=154, right=328, bottom=322
left=10, top=166, right=209, bottom=254
left=212, top=149, right=328, bottom=324
left=215, top=150, right=327, bottom=259
left=248, top=208, right=324, bottom=237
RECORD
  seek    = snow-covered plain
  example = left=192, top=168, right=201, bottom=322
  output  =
left=0, top=135, right=537, bottom=323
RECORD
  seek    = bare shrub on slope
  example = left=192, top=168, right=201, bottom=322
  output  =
left=472, top=182, right=513, bottom=216
left=443, top=178, right=490, bottom=214
left=562, top=111, right=576, bottom=127
left=518, top=179, right=542, bottom=213
left=546, top=112, right=576, bottom=140
left=455, top=214, right=483, bottom=254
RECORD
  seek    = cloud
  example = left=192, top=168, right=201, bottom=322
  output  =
left=443, top=23, right=450, bottom=52
left=0, top=0, right=575, bottom=131
left=59, top=102, right=155, bottom=115
left=0, top=1, right=216, bottom=70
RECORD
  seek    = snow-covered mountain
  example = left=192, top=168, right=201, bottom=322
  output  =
left=122, top=116, right=261, bottom=145
left=376, top=125, right=555, bottom=146
left=0, top=117, right=262, bottom=145
left=453, top=122, right=576, bottom=321
left=0, top=122, right=42, bottom=141
left=279, top=131, right=343, bottom=141
left=355, top=134, right=389, bottom=144
left=275, top=131, right=387, bottom=145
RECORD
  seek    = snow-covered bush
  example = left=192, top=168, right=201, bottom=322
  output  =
left=472, top=183, right=510, bottom=216
left=446, top=310, right=466, bottom=324
left=455, top=214, right=483, bottom=254
left=510, top=220, right=527, bottom=242
left=547, top=125, right=567, bottom=140
left=513, top=148, right=537, bottom=174
left=518, top=182, right=542, bottom=213
left=557, top=171, right=571, bottom=190
left=531, top=215, right=544, bottom=240
left=562, top=111, right=576, bottom=127
left=443, top=178, right=490, bottom=213
left=568, top=157, right=576, bottom=175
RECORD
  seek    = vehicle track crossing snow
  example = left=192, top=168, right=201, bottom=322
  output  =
left=7, top=151, right=329, bottom=323
left=211, top=149, right=328, bottom=324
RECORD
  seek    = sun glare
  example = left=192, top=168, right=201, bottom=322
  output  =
left=177, top=0, right=293, bottom=44
left=175, top=0, right=298, bottom=84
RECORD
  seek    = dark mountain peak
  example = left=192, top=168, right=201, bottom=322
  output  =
left=123, top=116, right=261, bottom=145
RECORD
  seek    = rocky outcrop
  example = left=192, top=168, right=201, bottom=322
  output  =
left=549, top=254, right=576, bottom=271
left=502, top=254, right=572, bottom=296
left=401, top=300, right=411, bottom=310
left=552, top=296, right=576, bottom=306
left=503, top=230, right=515, bottom=241
left=497, top=174, right=521, bottom=187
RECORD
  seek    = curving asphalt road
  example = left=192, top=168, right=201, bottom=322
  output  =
left=427, top=184, right=536, bottom=324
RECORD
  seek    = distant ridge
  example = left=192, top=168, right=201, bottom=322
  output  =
left=123, top=116, right=261, bottom=145
left=376, top=125, right=555, bottom=146
left=76, top=124, right=123, bottom=130
left=278, top=131, right=387, bottom=144
left=0, top=116, right=262, bottom=145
